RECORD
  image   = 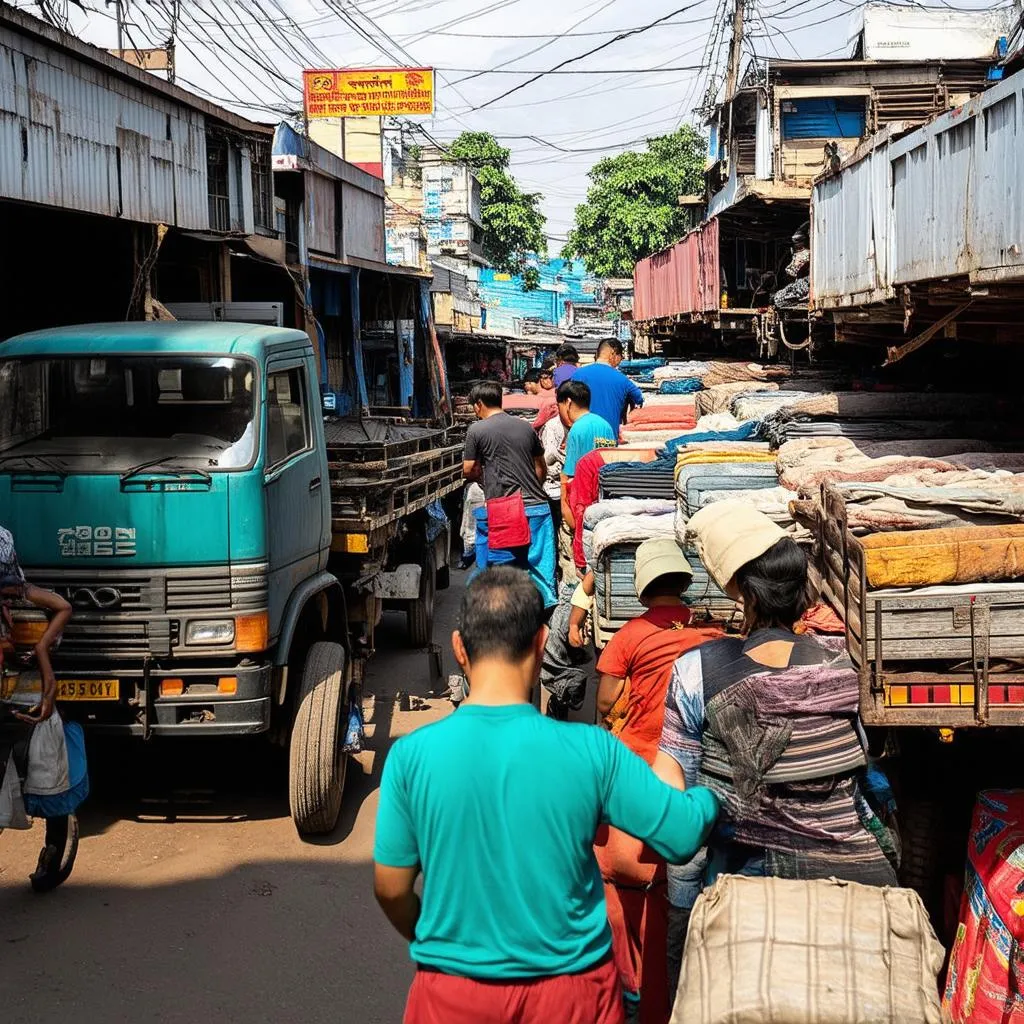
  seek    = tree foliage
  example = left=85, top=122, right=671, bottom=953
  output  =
left=562, top=125, right=706, bottom=278
left=448, top=131, right=547, bottom=289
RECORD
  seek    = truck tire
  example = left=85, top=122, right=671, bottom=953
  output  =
left=289, top=641, right=349, bottom=836
left=898, top=797, right=944, bottom=920
left=407, top=548, right=436, bottom=648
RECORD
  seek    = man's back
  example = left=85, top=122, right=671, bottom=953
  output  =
left=574, top=363, right=641, bottom=428
left=374, top=704, right=717, bottom=980
left=465, top=412, right=547, bottom=505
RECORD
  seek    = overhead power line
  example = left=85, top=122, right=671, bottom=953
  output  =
left=471, top=1, right=707, bottom=111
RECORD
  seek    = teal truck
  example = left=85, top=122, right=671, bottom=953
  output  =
left=0, top=321, right=463, bottom=834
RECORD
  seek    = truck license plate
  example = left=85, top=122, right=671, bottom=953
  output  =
left=57, top=679, right=120, bottom=701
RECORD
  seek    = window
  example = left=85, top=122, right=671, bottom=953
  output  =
left=780, top=97, right=866, bottom=140
left=266, top=368, right=311, bottom=468
left=207, top=135, right=230, bottom=232
left=250, top=139, right=274, bottom=233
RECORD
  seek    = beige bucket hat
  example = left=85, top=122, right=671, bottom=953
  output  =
left=686, top=501, right=787, bottom=591
left=634, top=537, right=693, bottom=598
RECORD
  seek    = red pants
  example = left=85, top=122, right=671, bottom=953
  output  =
left=403, top=956, right=626, bottom=1024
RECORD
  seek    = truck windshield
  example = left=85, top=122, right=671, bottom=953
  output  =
left=0, top=355, right=257, bottom=473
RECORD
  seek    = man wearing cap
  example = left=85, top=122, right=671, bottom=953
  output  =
left=653, top=502, right=898, bottom=995
left=592, top=538, right=723, bottom=1024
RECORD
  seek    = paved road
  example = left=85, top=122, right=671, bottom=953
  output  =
left=0, top=576, right=467, bottom=1024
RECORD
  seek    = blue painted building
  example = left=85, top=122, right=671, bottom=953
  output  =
left=477, top=258, right=598, bottom=333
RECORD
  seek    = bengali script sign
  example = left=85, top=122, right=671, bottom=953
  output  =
left=303, top=68, right=434, bottom=118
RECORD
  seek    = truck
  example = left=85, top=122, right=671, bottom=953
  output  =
left=0, top=318, right=463, bottom=834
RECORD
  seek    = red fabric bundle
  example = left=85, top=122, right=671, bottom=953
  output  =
left=623, top=406, right=697, bottom=431
left=485, top=494, right=531, bottom=550
left=944, top=790, right=1024, bottom=1023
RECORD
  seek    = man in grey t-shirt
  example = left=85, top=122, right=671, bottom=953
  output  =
left=462, top=382, right=556, bottom=606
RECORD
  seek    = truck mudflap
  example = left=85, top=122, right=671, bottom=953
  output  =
left=56, top=662, right=272, bottom=738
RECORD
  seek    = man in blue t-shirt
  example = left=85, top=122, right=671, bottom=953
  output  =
left=551, top=343, right=580, bottom=388
left=573, top=339, right=644, bottom=429
left=373, top=567, right=718, bottom=1024
left=556, top=380, right=616, bottom=533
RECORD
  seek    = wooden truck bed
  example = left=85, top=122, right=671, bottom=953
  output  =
left=819, top=483, right=1024, bottom=727
left=325, top=420, right=464, bottom=555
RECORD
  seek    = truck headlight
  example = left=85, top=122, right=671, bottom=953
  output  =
left=185, top=619, right=235, bottom=645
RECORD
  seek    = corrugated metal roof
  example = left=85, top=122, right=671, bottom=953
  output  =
left=1, top=22, right=212, bottom=226
left=0, top=2, right=271, bottom=135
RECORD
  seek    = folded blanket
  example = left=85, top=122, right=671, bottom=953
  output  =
left=837, top=481, right=1024, bottom=519
left=779, top=392, right=1004, bottom=422
left=592, top=512, right=677, bottom=562
left=641, top=393, right=701, bottom=407
left=621, top=427, right=698, bottom=444
left=676, top=462, right=780, bottom=520
left=731, top=391, right=816, bottom=421
left=583, top=499, right=676, bottom=567
left=697, top=382, right=780, bottom=417
left=859, top=524, right=1024, bottom=587
left=690, top=486, right=808, bottom=543
left=701, top=361, right=789, bottom=388
left=675, top=449, right=777, bottom=471
left=627, top=404, right=697, bottom=426
left=653, top=361, right=711, bottom=382
left=676, top=441, right=774, bottom=455
left=662, top=420, right=762, bottom=455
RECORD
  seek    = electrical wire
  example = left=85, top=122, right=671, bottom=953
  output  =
left=470, top=1, right=708, bottom=111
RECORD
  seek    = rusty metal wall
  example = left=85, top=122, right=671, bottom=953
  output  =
left=633, top=218, right=720, bottom=321
left=0, top=25, right=208, bottom=227
left=891, top=69, right=1024, bottom=287
left=341, top=178, right=385, bottom=263
left=810, top=126, right=905, bottom=310
left=307, top=171, right=337, bottom=256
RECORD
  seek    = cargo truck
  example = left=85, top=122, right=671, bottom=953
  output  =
left=0, top=319, right=463, bottom=834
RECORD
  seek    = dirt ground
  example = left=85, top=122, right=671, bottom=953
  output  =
left=0, top=577, right=468, bottom=1024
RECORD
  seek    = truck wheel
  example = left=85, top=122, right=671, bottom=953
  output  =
left=898, top=797, right=944, bottom=920
left=289, top=641, right=349, bottom=836
left=407, top=548, right=436, bottom=648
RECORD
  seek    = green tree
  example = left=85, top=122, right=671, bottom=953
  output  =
left=563, top=125, right=706, bottom=278
left=448, top=131, right=547, bottom=289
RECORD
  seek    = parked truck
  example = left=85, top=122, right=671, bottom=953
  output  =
left=0, top=318, right=463, bottom=834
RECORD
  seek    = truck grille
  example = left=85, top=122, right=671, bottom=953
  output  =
left=24, top=563, right=268, bottom=659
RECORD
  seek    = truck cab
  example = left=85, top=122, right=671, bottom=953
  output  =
left=0, top=321, right=353, bottom=833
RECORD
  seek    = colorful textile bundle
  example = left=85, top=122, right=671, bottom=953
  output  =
left=776, top=437, right=963, bottom=493
left=660, top=378, right=703, bottom=395
left=944, top=790, right=1024, bottom=1023
left=700, top=361, right=788, bottom=389
left=619, top=358, right=667, bottom=375
left=730, top=391, right=815, bottom=421
left=859, top=524, right=1024, bottom=587
left=591, top=512, right=676, bottom=563
left=662, top=421, right=762, bottom=456
left=689, top=486, right=806, bottom=543
left=675, top=462, right=780, bottom=522
left=697, top=381, right=779, bottom=417
left=621, top=428, right=700, bottom=445
left=625, top=405, right=698, bottom=431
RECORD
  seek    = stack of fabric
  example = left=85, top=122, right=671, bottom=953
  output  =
left=697, top=381, right=780, bottom=417
left=625, top=404, right=698, bottom=431
left=675, top=458, right=779, bottom=521
left=590, top=510, right=677, bottom=643
left=598, top=458, right=677, bottom=500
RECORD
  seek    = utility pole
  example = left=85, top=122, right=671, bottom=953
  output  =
left=724, top=0, right=746, bottom=101
left=115, top=0, right=124, bottom=53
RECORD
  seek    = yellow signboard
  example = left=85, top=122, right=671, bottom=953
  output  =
left=303, top=68, right=434, bottom=119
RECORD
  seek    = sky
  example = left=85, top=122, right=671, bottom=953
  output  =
left=22, top=0, right=1022, bottom=251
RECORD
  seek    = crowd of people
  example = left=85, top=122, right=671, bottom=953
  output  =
left=374, top=346, right=901, bottom=1023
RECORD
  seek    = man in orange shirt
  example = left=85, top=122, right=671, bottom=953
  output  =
left=593, top=538, right=722, bottom=1024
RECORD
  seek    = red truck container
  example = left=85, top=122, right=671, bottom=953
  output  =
left=633, top=217, right=719, bottom=322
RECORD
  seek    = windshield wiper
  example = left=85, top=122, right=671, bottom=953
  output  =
left=0, top=453, right=68, bottom=477
left=120, top=458, right=213, bottom=485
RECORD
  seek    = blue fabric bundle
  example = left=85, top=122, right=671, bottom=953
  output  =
left=659, top=378, right=703, bottom=395
left=661, top=421, right=762, bottom=456
left=619, top=357, right=667, bottom=375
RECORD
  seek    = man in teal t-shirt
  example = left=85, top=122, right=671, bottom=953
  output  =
left=557, top=379, right=616, bottom=530
left=373, top=567, right=719, bottom=1024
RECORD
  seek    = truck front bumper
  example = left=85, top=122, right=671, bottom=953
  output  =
left=55, top=662, right=273, bottom=737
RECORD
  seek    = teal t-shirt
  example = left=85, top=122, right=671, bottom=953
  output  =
left=373, top=703, right=719, bottom=980
left=563, top=412, right=617, bottom=476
